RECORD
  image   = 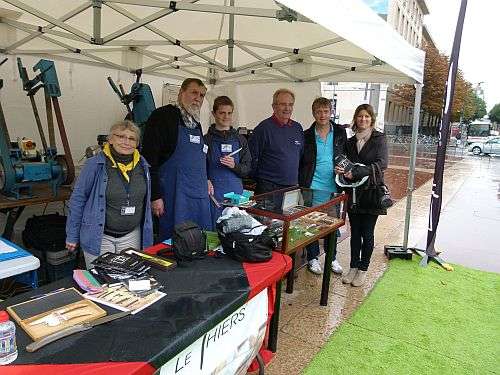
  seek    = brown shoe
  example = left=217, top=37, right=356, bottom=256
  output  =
left=342, top=268, right=358, bottom=284
left=351, top=270, right=367, bottom=287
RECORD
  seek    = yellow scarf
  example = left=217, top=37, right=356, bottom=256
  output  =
left=103, top=143, right=140, bottom=182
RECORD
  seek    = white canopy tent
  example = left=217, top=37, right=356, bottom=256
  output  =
left=0, top=0, right=425, bottom=250
left=0, top=0, right=424, bottom=85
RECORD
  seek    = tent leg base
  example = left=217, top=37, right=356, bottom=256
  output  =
left=384, top=245, right=413, bottom=260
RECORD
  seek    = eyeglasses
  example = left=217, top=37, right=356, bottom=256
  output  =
left=275, top=102, right=294, bottom=108
left=113, top=133, right=138, bottom=143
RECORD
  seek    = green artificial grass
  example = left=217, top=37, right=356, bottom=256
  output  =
left=303, top=258, right=500, bottom=375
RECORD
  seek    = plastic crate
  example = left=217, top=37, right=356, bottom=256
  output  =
left=45, top=259, right=78, bottom=282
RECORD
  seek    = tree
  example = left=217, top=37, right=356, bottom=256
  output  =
left=489, top=103, right=500, bottom=124
left=392, top=42, right=477, bottom=122
left=464, top=92, right=487, bottom=122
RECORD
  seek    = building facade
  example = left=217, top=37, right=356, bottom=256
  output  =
left=322, top=0, right=430, bottom=135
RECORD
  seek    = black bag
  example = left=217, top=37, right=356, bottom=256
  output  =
left=172, top=221, right=207, bottom=262
left=217, top=223, right=276, bottom=263
left=23, top=213, right=67, bottom=252
left=357, top=163, right=394, bottom=209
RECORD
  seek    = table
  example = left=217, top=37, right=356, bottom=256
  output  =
left=0, top=249, right=291, bottom=374
left=0, top=237, right=40, bottom=288
left=0, top=185, right=72, bottom=240
left=243, top=187, right=348, bottom=306
left=0, top=256, right=40, bottom=288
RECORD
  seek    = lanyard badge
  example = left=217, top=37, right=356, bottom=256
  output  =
left=116, top=169, right=136, bottom=216
left=221, top=143, right=233, bottom=153
left=189, top=134, right=201, bottom=144
left=121, top=206, right=136, bottom=216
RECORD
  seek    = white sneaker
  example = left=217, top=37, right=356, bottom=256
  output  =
left=307, top=258, right=323, bottom=275
left=331, top=260, right=343, bottom=274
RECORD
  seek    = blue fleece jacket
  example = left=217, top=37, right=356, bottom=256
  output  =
left=249, top=116, right=304, bottom=185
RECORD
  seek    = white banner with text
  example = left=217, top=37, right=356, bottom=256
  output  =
left=159, top=289, right=268, bottom=375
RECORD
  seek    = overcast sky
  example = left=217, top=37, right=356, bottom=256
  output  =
left=425, top=0, right=498, bottom=111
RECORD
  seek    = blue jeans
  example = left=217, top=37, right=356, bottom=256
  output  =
left=306, top=230, right=340, bottom=262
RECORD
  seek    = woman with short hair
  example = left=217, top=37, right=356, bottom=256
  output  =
left=66, top=120, right=153, bottom=267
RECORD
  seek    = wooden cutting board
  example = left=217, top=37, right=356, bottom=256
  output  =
left=7, top=287, right=106, bottom=341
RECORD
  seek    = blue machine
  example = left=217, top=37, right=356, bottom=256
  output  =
left=0, top=58, right=74, bottom=199
left=107, top=69, right=156, bottom=136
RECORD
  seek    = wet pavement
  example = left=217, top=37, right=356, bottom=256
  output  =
left=264, top=149, right=499, bottom=375
left=413, top=155, right=500, bottom=273
left=385, top=144, right=464, bottom=200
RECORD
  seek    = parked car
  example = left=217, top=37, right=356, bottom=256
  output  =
left=468, top=137, right=500, bottom=155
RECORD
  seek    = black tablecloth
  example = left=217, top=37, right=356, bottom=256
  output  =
left=1, top=256, right=249, bottom=371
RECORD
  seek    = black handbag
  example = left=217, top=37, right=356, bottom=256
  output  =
left=357, top=163, right=394, bottom=209
left=217, top=223, right=276, bottom=263
left=172, top=221, right=207, bottom=263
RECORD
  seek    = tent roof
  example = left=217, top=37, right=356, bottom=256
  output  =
left=0, top=0, right=424, bottom=85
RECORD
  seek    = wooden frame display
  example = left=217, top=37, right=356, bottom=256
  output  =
left=7, top=288, right=106, bottom=341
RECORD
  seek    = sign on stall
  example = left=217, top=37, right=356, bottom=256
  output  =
left=160, top=289, right=268, bottom=375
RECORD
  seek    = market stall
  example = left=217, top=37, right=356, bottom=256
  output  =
left=0, top=2, right=428, bottom=371
left=0, top=0, right=426, bottom=251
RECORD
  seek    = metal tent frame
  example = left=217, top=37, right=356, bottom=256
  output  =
left=1, top=0, right=422, bottom=85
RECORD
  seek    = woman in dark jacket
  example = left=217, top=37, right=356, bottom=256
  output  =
left=204, top=96, right=251, bottom=226
left=335, top=104, right=388, bottom=287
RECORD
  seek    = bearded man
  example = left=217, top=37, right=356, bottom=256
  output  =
left=142, top=78, right=212, bottom=240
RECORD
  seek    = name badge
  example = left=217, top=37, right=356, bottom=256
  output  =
left=203, top=144, right=208, bottom=154
left=221, top=144, right=233, bottom=153
left=189, top=135, right=201, bottom=144
left=120, top=206, right=136, bottom=216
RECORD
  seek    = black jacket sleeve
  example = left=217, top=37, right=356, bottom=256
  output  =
left=298, top=126, right=315, bottom=188
left=232, top=135, right=252, bottom=178
left=141, top=105, right=179, bottom=201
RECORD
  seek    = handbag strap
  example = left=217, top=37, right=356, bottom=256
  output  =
left=370, top=164, right=378, bottom=186
left=239, top=224, right=267, bottom=235
left=370, top=162, right=385, bottom=186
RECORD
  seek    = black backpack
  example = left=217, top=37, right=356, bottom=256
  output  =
left=172, top=221, right=207, bottom=262
left=23, top=213, right=67, bottom=252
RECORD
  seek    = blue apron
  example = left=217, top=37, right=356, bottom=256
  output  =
left=158, top=122, right=212, bottom=240
left=207, top=134, right=243, bottom=226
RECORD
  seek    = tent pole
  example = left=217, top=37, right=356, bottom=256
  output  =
left=402, top=83, right=423, bottom=250
left=228, top=0, right=235, bottom=71
left=92, top=0, right=102, bottom=44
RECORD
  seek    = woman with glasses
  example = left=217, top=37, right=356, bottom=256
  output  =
left=66, top=120, right=153, bottom=268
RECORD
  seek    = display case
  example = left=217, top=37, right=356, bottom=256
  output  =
left=242, top=187, right=348, bottom=306
left=243, top=187, right=347, bottom=254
